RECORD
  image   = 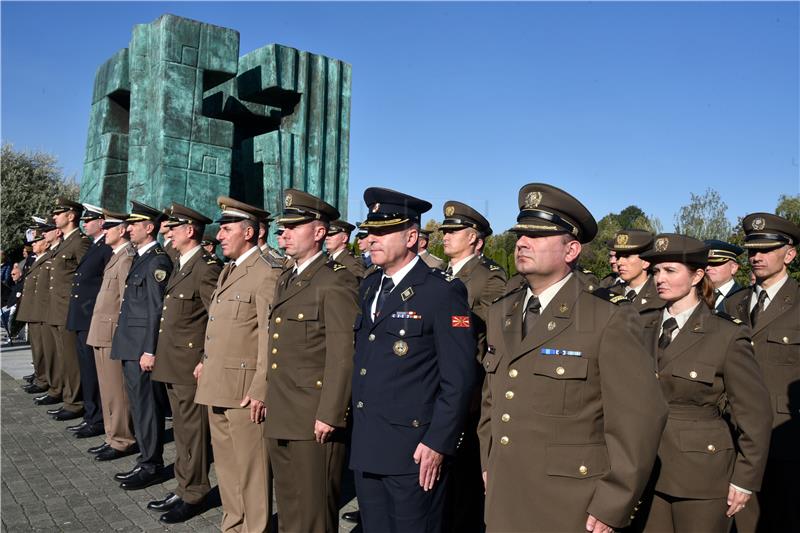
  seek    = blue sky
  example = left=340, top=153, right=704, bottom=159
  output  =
left=2, top=2, right=798, bottom=233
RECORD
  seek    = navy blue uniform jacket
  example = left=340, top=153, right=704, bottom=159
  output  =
left=111, top=243, right=172, bottom=360
left=350, top=259, right=478, bottom=475
left=66, top=236, right=112, bottom=332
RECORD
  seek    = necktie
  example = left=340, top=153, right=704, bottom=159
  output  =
left=445, top=265, right=454, bottom=276
left=221, top=261, right=235, bottom=284
left=658, top=317, right=679, bottom=350
left=522, top=296, right=541, bottom=339
left=750, top=289, right=768, bottom=327
left=375, top=277, right=395, bottom=317
left=626, top=289, right=638, bottom=302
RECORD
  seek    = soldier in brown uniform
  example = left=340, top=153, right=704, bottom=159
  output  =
left=726, top=213, right=800, bottom=533
left=44, top=198, right=91, bottom=420
left=418, top=229, right=446, bottom=270
left=325, top=218, right=366, bottom=280
left=160, top=217, right=180, bottom=263
left=479, top=183, right=667, bottom=533
left=194, top=197, right=283, bottom=533
left=439, top=200, right=507, bottom=532
left=599, top=247, right=624, bottom=289
left=636, top=234, right=772, bottom=532
left=265, top=190, right=359, bottom=533
left=149, top=204, right=222, bottom=523
left=612, top=229, right=665, bottom=313
left=17, top=221, right=52, bottom=394
left=32, top=222, right=61, bottom=405
left=86, top=211, right=138, bottom=461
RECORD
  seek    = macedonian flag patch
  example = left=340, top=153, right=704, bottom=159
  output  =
left=451, top=316, right=470, bottom=328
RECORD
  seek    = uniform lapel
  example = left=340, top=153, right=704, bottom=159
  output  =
left=752, top=278, right=798, bottom=336
left=167, top=249, right=201, bottom=291
left=659, top=304, right=708, bottom=370
left=369, top=260, right=428, bottom=330
left=500, top=289, right=526, bottom=358
left=642, top=313, right=661, bottom=369
left=456, top=256, right=480, bottom=283
left=273, top=254, right=327, bottom=308
left=216, top=250, right=257, bottom=296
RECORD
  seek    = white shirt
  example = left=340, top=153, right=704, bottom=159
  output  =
left=62, top=227, right=80, bottom=241
left=294, top=251, right=324, bottom=276
left=658, top=302, right=700, bottom=342
left=331, top=249, right=345, bottom=261
left=522, top=272, right=573, bottom=319
left=179, top=245, right=202, bottom=270
left=235, top=245, right=259, bottom=267
left=750, top=274, right=789, bottom=313
left=449, top=254, right=476, bottom=276
left=714, top=278, right=736, bottom=309
left=627, top=276, right=649, bottom=295
left=137, top=240, right=158, bottom=256
left=92, top=234, right=104, bottom=244
left=371, top=255, right=420, bottom=320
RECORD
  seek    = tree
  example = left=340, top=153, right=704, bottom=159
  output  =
left=0, top=143, right=79, bottom=260
left=776, top=193, right=800, bottom=227
left=673, top=188, right=732, bottom=240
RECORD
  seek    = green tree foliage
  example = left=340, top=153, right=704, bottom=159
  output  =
left=673, top=188, right=732, bottom=240
left=1, top=143, right=79, bottom=260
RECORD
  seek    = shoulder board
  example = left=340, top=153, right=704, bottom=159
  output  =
left=268, top=248, right=284, bottom=260
left=489, top=264, right=501, bottom=271
left=493, top=283, right=525, bottom=303
left=203, top=253, right=222, bottom=265
left=327, top=261, right=348, bottom=272
left=713, top=310, right=744, bottom=325
left=592, top=287, right=631, bottom=305
left=154, top=248, right=166, bottom=255
left=258, top=249, right=284, bottom=268
left=581, top=268, right=593, bottom=275
left=431, top=269, right=454, bottom=282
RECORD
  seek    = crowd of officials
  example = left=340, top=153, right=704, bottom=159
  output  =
left=4, top=182, right=798, bottom=533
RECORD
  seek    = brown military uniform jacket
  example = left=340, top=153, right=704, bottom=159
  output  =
left=454, top=255, right=507, bottom=362
left=419, top=250, right=446, bottom=270
left=628, top=275, right=665, bottom=314
left=15, top=254, right=50, bottom=323
left=152, top=249, right=222, bottom=385
left=265, top=254, right=359, bottom=439
left=641, top=303, right=772, bottom=498
left=87, top=243, right=136, bottom=348
left=331, top=249, right=365, bottom=280
left=163, top=239, right=180, bottom=263
left=727, top=278, right=800, bottom=461
left=478, top=275, right=667, bottom=531
left=46, top=230, right=91, bottom=326
left=195, top=247, right=283, bottom=408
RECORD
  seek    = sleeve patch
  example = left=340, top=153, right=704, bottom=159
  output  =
left=451, top=315, right=470, bottom=328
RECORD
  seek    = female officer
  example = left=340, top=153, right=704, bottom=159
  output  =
left=637, top=234, right=772, bottom=533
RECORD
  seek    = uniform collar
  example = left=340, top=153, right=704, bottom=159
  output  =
left=524, top=271, right=573, bottom=314
left=449, top=254, right=476, bottom=276
left=137, top=240, right=158, bottom=256
left=235, top=245, right=259, bottom=267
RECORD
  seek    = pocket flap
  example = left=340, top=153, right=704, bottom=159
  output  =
left=223, top=359, right=257, bottom=370
left=672, top=362, right=716, bottom=385
left=545, top=443, right=609, bottom=478
left=386, top=319, right=423, bottom=338
left=679, top=427, right=734, bottom=453
left=382, top=403, right=433, bottom=427
left=227, top=291, right=252, bottom=303
left=126, top=317, right=147, bottom=327
left=767, top=329, right=800, bottom=345
left=292, top=366, right=325, bottom=388
left=287, top=306, right=319, bottom=321
left=533, top=355, right=588, bottom=380
left=173, top=290, right=196, bottom=300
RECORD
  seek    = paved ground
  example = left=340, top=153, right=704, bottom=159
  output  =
left=1, top=344, right=359, bottom=532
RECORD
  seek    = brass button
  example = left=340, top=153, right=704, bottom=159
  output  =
left=750, top=341, right=755, bottom=346
left=298, top=313, right=304, bottom=319
left=707, top=444, right=716, bottom=453
left=505, top=391, right=514, bottom=400
left=555, top=366, right=565, bottom=376
left=236, top=295, right=240, bottom=300
left=166, top=295, right=170, bottom=298
left=315, top=380, right=323, bottom=388
left=179, top=294, right=184, bottom=298
left=356, top=401, right=364, bottom=408
left=360, top=368, right=367, bottom=376
left=689, top=371, right=698, bottom=379
left=500, top=436, right=509, bottom=445
left=509, top=369, right=518, bottom=378
left=579, top=465, right=588, bottom=476
left=272, top=347, right=278, bottom=354
left=368, top=334, right=376, bottom=341
left=125, top=284, right=128, bottom=288
left=275, top=317, right=282, bottom=324
left=160, top=317, right=164, bottom=322
left=163, top=306, right=167, bottom=310
left=271, top=363, right=278, bottom=369
left=501, top=413, right=510, bottom=422
left=217, top=298, right=221, bottom=303
left=240, top=362, right=246, bottom=368
left=158, top=329, right=163, bottom=333
left=273, top=333, right=279, bottom=339
left=411, top=419, right=420, bottom=428
left=783, top=336, right=789, bottom=344
left=210, top=316, right=214, bottom=321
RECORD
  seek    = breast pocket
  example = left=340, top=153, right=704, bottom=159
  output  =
left=531, top=355, right=589, bottom=416
left=286, top=306, right=320, bottom=339
left=671, top=362, right=717, bottom=385
left=226, top=291, right=253, bottom=320
left=766, top=329, right=800, bottom=366
left=173, top=290, right=197, bottom=314
left=101, top=273, right=118, bottom=291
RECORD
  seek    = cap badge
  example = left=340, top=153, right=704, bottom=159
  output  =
left=371, top=203, right=381, bottom=213
left=284, top=194, right=293, bottom=208
left=445, top=205, right=455, bottom=217
left=752, top=217, right=766, bottom=231
left=524, top=191, right=543, bottom=209
left=655, top=237, right=669, bottom=252
left=615, top=234, right=629, bottom=246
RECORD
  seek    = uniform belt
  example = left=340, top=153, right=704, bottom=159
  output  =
left=667, top=404, right=720, bottom=420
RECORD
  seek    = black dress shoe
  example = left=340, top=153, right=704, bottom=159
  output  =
left=75, top=423, right=105, bottom=438
left=23, top=373, right=35, bottom=383
left=88, top=443, right=111, bottom=454
left=97, top=445, right=137, bottom=462
left=342, top=511, right=361, bottom=524
left=160, top=501, right=204, bottom=524
left=114, top=465, right=142, bottom=481
left=53, top=409, right=83, bottom=421
left=23, top=384, right=47, bottom=394
left=34, top=394, right=62, bottom=406
left=119, top=468, right=166, bottom=490
left=47, top=407, right=66, bottom=415
left=67, top=421, right=89, bottom=432
left=147, top=492, right=180, bottom=512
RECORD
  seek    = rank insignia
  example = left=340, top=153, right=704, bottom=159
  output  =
left=401, top=287, right=414, bottom=301
left=154, top=269, right=167, bottom=282
left=451, top=316, right=470, bottom=328
left=333, top=264, right=347, bottom=271
left=393, top=340, right=408, bottom=356
left=547, top=320, right=556, bottom=331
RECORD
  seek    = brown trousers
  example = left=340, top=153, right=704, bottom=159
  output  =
left=27, top=323, right=49, bottom=388
left=643, top=492, right=731, bottom=533
left=46, top=324, right=82, bottom=412
left=268, top=437, right=345, bottom=533
left=93, top=346, right=135, bottom=451
left=209, top=406, right=272, bottom=533
left=41, top=324, right=59, bottom=397
left=165, top=383, right=210, bottom=504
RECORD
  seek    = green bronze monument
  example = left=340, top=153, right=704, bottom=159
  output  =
left=80, top=14, right=351, bottom=229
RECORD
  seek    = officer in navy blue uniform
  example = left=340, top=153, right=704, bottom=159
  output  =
left=65, top=204, right=113, bottom=438
left=110, top=201, right=173, bottom=491
left=350, top=187, right=478, bottom=533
